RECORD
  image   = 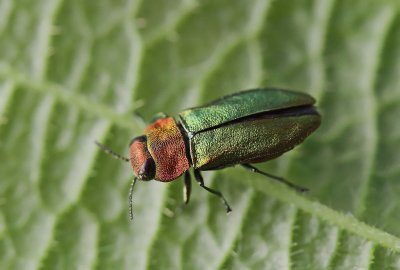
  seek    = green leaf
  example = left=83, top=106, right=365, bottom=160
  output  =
left=1, top=0, right=400, bottom=269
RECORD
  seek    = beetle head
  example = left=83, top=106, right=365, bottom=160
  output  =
left=129, top=136, right=156, bottom=181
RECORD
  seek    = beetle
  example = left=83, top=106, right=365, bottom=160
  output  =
left=96, top=88, right=321, bottom=220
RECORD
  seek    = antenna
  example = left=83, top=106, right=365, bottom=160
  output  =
left=95, top=141, right=130, bottom=162
left=128, top=178, right=137, bottom=221
left=96, top=141, right=139, bottom=220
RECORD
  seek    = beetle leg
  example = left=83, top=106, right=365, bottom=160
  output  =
left=132, top=111, right=168, bottom=125
left=133, top=111, right=145, bottom=121
left=150, top=112, right=168, bottom=123
left=241, top=164, right=309, bottom=192
left=193, top=169, right=232, bottom=213
left=183, top=170, right=192, bottom=205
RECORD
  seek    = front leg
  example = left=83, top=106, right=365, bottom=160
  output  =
left=183, top=170, right=191, bottom=205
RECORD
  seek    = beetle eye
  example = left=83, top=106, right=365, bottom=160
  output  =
left=138, top=158, right=156, bottom=180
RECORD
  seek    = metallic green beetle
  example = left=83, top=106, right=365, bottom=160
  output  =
left=96, top=88, right=321, bottom=219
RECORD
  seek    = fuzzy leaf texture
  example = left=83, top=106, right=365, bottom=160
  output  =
left=1, top=0, right=400, bottom=269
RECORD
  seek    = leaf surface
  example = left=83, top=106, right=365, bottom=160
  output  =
left=1, top=1, right=400, bottom=269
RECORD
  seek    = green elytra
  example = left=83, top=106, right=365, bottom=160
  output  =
left=179, top=88, right=320, bottom=170
left=96, top=88, right=321, bottom=220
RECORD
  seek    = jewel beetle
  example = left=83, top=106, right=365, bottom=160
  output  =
left=96, top=88, right=321, bottom=220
